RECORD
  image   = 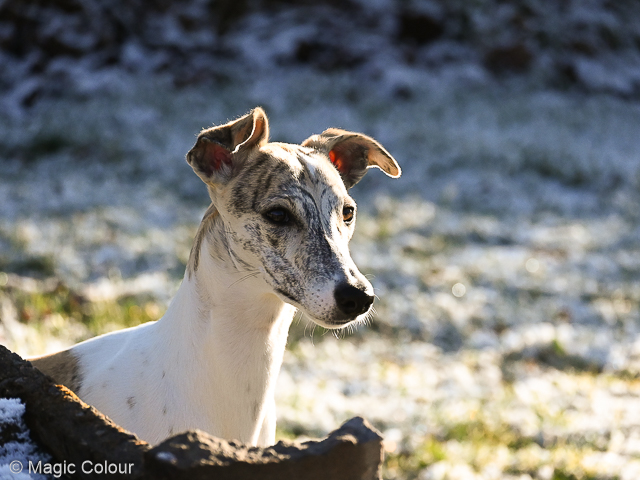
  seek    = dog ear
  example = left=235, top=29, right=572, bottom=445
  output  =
left=186, top=107, right=269, bottom=185
left=302, top=128, right=401, bottom=189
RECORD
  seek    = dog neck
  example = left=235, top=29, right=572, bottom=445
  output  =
left=153, top=207, right=296, bottom=445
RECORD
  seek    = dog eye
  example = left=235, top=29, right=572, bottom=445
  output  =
left=343, top=206, right=355, bottom=224
left=264, top=208, right=291, bottom=225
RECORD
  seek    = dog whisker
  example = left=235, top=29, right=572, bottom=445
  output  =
left=227, top=271, right=261, bottom=289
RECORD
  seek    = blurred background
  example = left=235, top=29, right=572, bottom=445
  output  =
left=1, top=0, right=640, bottom=478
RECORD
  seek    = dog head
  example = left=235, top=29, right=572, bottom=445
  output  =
left=186, top=107, right=400, bottom=329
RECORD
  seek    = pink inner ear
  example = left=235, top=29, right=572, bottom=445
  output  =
left=329, top=150, right=346, bottom=174
left=205, top=142, right=233, bottom=172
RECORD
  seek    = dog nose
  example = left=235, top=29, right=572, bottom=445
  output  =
left=334, top=283, right=374, bottom=318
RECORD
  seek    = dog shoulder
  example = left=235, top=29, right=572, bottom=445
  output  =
left=30, top=348, right=82, bottom=393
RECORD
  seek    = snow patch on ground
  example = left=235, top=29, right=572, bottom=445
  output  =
left=0, top=398, right=52, bottom=480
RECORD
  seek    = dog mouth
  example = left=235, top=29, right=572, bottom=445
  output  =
left=274, top=288, right=300, bottom=304
left=310, top=311, right=369, bottom=330
left=319, top=317, right=362, bottom=329
left=265, top=264, right=373, bottom=329
left=272, top=287, right=366, bottom=330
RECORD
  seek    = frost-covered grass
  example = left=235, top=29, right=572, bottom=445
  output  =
left=1, top=66, right=640, bottom=480
left=278, top=337, right=640, bottom=480
left=0, top=274, right=164, bottom=355
left=0, top=398, right=52, bottom=480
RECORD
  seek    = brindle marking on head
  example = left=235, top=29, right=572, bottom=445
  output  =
left=228, top=152, right=296, bottom=217
left=226, top=148, right=347, bottom=304
left=30, top=349, right=82, bottom=392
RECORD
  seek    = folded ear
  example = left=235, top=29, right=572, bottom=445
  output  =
left=302, top=128, right=401, bottom=189
left=186, top=107, right=269, bottom=185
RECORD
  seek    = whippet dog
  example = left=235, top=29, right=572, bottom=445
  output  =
left=30, top=108, right=401, bottom=446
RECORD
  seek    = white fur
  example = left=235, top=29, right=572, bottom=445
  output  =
left=73, top=235, right=295, bottom=446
